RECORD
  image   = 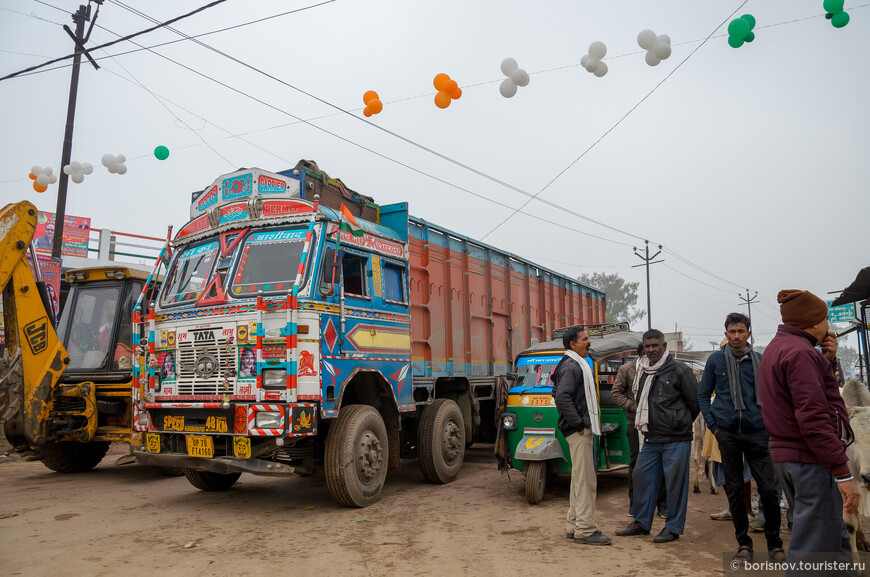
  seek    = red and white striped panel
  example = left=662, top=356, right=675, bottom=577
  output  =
left=247, top=404, right=285, bottom=436
left=133, top=406, right=152, bottom=432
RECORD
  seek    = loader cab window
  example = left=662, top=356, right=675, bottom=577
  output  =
left=60, top=284, right=122, bottom=371
left=342, top=252, right=368, bottom=298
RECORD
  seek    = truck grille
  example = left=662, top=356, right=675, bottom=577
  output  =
left=175, top=336, right=234, bottom=396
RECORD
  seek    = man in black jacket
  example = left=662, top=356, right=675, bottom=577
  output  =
left=553, top=326, right=611, bottom=545
left=617, top=329, right=700, bottom=543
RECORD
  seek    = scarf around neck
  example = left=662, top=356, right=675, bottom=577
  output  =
left=634, top=351, right=670, bottom=433
left=564, top=349, right=601, bottom=436
left=724, top=344, right=761, bottom=410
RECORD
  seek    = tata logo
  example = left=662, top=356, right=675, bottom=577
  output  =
left=195, top=354, right=218, bottom=378
left=193, top=330, right=215, bottom=342
left=24, top=317, right=48, bottom=354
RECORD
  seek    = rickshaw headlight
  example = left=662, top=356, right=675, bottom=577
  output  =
left=501, top=413, right=517, bottom=430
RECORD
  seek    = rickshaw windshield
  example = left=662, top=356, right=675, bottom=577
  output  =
left=515, top=356, right=562, bottom=389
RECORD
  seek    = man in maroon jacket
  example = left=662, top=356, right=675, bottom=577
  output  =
left=759, top=289, right=859, bottom=573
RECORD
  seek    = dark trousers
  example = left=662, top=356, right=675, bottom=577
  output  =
left=627, top=424, right=667, bottom=516
left=775, top=462, right=854, bottom=577
left=717, top=429, right=783, bottom=551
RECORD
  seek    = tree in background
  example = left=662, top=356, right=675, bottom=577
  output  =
left=838, top=343, right=860, bottom=379
left=579, top=272, right=646, bottom=326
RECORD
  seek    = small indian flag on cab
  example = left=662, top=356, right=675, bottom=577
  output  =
left=339, top=204, right=364, bottom=237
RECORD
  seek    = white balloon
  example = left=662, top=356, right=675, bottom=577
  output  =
left=580, top=54, right=589, bottom=67
left=657, top=34, right=671, bottom=45
left=44, top=166, right=53, bottom=176
left=36, top=174, right=49, bottom=186
left=499, top=78, right=517, bottom=98
left=593, top=61, right=608, bottom=77
left=70, top=161, right=81, bottom=171
left=116, top=164, right=127, bottom=175
left=31, top=165, right=42, bottom=175
left=102, top=154, right=114, bottom=167
left=589, top=41, right=607, bottom=60
left=501, top=58, right=518, bottom=76
left=83, top=162, right=93, bottom=175
left=72, top=173, right=84, bottom=184
left=510, top=69, right=530, bottom=87
left=645, top=51, right=661, bottom=66
left=63, top=164, right=73, bottom=175
left=638, top=29, right=657, bottom=50
left=116, top=154, right=126, bottom=163
left=654, top=43, right=672, bottom=60
left=584, top=58, right=599, bottom=73
left=48, top=174, right=57, bottom=184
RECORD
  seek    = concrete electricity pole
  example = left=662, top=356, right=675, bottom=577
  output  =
left=632, top=240, right=663, bottom=331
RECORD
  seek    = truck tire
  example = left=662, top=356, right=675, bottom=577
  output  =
left=524, top=461, right=546, bottom=505
left=418, top=398, right=465, bottom=484
left=183, top=469, right=241, bottom=491
left=39, top=441, right=110, bottom=473
left=325, top=405, right=388, bottom=508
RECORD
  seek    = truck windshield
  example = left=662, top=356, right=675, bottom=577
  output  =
left=61, top=284, right=122, bottom=371
left=160, top=241, right=219, bottom=306
left=230, top=228, right=309, bottom=296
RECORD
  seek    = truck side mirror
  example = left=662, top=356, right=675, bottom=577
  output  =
left=320, top=247, right=339, bottom=296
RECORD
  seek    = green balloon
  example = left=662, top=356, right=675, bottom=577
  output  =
left=823, top=0, right=844, bottom=14
left=728, top=18, right=750, bottom=38
left=745, top=30, right=755, bottom=43
left=741, top=14, right=756, bottom=29
left=154, top=145, right=170, bottom=160
left=728, top=35, right=744, bottom=48
left=831, top=11, right=850, bottom=27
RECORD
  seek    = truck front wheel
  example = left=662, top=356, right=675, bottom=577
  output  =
left=325, top=405, right=388, bottom=508
left=524, top=461, right=547, bottom=504
left=418, top=398, right=465, bottom=484
left=39, top=441, right=110, bottom=473
left=183, top=469, right=241, bottom=491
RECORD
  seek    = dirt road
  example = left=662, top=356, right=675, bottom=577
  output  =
left=1, top=443, right=790, bottom=577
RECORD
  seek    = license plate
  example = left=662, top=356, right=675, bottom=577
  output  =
left=185, top=435, right=214, bottom=458
left=146, top=433, right=160, bottom=453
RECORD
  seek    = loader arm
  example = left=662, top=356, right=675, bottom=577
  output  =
left=0, top=201, right=72, bottom=445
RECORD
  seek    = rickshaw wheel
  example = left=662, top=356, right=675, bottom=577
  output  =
left=524, top=461, right=546, bottom=504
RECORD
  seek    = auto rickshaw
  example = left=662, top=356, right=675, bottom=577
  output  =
left=497, top=323, right=642, bottom=504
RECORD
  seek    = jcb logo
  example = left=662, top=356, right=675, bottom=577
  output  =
left=193, top=330, right=214, bottom=342
left=24, top=317, right=48, bottom=354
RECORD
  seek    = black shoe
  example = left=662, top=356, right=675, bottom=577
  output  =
left=653, top=527, right=679, bottom=543
left=574, top=530, right=612, bottom=546
left=565, top=532, right=574, bottom=540
left=616, top=522, right=650, bottom=537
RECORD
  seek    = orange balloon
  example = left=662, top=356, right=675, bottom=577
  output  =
left=450, top=86, right=462, bottom=100
left=29, top=173, right=36, bottom=180
left=34, top=182, right=47, bottom=193
left=433, top=73, right=450, bottom=91
left=434, top=91, right=451, bottom=109
left=370, top=99, right=383, bottom=114
left=363, top=90, right=378, bottom=104
left=363, top=107, right=373, bottom=117
left=444, top=79, right=458, bottom=94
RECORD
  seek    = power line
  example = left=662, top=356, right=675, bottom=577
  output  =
left=0, top=0, right=228, bottom=81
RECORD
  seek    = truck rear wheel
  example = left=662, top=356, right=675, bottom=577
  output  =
left=418, top=398, right=465, bottom=484
left=524, top=461, right=546, bottom=504
left=183, top=469, right=241, bottom=491
left=325, top=404, right=388, bottom=508
left=39, top=441, right=110, bottom=473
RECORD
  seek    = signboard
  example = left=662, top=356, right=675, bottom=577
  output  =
left=826, top=300, right=854, bottom=323
left=33, top=210, right=91, bottom=257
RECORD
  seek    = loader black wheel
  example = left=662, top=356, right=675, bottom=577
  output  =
left=3, top=420, right=30, bottom=453
left=39, top=441, right=110, bottom=473
left=418, top=398, right=465, bottom=484
left=325, top=405, right=388, bottom=508
left=524, top=461, right=547, bottom=505
left=183, top=469, right=241, bottom=491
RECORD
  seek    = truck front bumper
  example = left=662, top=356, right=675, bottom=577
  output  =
left=133, top=451, right=297, bottom=476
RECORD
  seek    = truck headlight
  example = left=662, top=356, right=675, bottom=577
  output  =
left=262, top=369, right=286, bottom=390
left=501, top=413, right=518, bottom=430
left=255, top=411, right=282, bottom=429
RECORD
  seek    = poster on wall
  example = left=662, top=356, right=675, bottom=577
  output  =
left=28, top=254, right=63, bottom=322
left=33, top=210, right=91, bottom=257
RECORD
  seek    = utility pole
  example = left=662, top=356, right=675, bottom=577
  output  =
left=632, top=240, right=663, bottom=331
left=738, top=289, right=759, bottom=325
left=52, top=2, right=102, bottom=260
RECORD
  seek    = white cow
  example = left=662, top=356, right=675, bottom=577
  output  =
left=691, top=414, right=718, bottom=494
left=840, top=379, right=870, bottom=558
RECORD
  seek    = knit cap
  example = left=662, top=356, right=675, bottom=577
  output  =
left=777, top=289, right=828, bottom=329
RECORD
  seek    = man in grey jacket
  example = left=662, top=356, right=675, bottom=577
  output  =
left=553, top=326, right=611, bottom=546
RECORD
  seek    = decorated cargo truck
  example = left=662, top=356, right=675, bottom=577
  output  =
left=133, top=160, right=605, bottom=507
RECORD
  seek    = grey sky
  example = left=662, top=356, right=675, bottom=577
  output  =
left=1, top=0, right=867, bottom=354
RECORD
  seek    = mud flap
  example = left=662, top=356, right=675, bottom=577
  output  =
left=513, top=430, right=566, bottom=462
